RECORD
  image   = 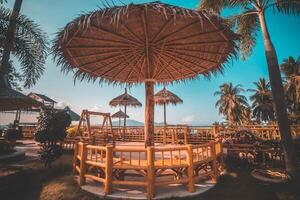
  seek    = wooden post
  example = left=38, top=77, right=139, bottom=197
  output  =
left=79, top=143, right=87, bottom=185
left=105, top=145, right=113, bottom=195
left=73, top=142, right=78, bottom=173
left=123, top=104, right=127, bottom=141
left=147, top=146, right=154, bottom=199
left=186, top=145, right=195, bottom=192
left=211, top=142, right=218, bottom=182
left=163, top=102, right=167, bottom=145
left=184, top=126, right=189, bottom=144
left=212, top=124, right=219, bottom=139
left=145, top=81, right=155, bottom=147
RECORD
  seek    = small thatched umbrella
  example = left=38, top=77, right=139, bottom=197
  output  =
left=154, top=87, right=183, bottom=143
left=112, top=109, right=129, bottom=133
left=109, top=88, right=141, bottom=139
left=52, top=2, right=237, bottom=146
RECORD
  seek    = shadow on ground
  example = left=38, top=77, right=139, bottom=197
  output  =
left=1, top=155, right=299, bottom=200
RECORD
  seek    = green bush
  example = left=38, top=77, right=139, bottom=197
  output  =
left=34, top=109, right=71, bottom=167
left=38, top=144, right=63, bottom=167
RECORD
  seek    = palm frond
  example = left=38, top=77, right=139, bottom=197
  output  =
left=272, top=0, right=300, bottom=15
left=0, top=6, right=48, bottom=88
left=229, top=12, right=259, bottom=60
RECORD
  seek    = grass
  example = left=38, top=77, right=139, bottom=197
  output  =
left=2, top=155, right=300, bottom=200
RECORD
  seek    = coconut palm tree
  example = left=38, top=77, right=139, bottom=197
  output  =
left=249, top=78, right=275, bottom=123
left=0, top=1, right=48, bottom=89
left=280, top=56, right=300, bottom=124
left=199, top=0, right=299, bottom=176
left=215, top=83, right=249, bottom=125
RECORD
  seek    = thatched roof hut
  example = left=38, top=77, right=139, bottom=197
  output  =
left=64, top=106, right=80, bottom=121
left=0, top=76, right=42, bottom=111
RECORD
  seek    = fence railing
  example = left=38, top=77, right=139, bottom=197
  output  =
left=73, top=141, right=222, bottom=199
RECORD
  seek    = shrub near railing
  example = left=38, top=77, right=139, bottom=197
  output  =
left=73, top=141, right=222, bottom=199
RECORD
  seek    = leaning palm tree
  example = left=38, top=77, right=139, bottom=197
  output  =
left=0, top=3, right=48, bottom=88
left=249, top=78, right=275, bottom=123
left=199, top=0, right=299, bottom=176
left=215, top=83, right=249, bottom=125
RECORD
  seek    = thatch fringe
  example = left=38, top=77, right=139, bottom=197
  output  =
left=51, top=1, right=239, bottom=87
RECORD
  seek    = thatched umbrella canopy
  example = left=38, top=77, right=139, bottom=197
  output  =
left=112, top=109, right=129, bottom=119
left=109, top=88, right=141, bottom=138
left=52, top=2, right=237, bottom=146
left=112, top=109, right=129, bottom=129
left=154, top=87, right=182, bottom=143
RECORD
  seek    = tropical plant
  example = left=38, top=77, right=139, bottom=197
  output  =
left=0, top=5, right=48, bottom=88
left=249, top=78, right=275, bottom=123
left=199, top=0, right=300, bottom=176
left=35, top=109, right=71, bottom=167
left=280, top=56, right=300, bottom=124
left=215, top=83, right=249, bottom=125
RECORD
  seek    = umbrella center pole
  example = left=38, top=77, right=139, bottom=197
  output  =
left=144, top=81, right=155, bottom=147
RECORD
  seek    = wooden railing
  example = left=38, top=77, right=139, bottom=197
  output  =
left=73, top=141, right=222, bottom=199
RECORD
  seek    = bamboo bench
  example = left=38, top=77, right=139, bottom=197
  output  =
left=73, top=141, right=223, bottom=199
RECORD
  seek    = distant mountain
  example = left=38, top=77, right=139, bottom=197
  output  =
left=112, top=119, right=144, bottom=126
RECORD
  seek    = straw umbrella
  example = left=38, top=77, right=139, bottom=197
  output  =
left=109, top=88, right=141, bottom=140
left=52, top=2, right=237, bottom=146
left=112, top=109, right=129, bottom=136
left=154, top=87, right=183, bottom=144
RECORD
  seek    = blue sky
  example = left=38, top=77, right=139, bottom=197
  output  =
left=2, top=0, right=300, bottom=125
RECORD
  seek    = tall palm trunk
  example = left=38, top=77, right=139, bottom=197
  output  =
left=0, top=0, right=23, bottom=74
left=258, top=13, right=297, bottom=175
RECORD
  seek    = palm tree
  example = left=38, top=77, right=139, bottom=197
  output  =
left=199, top=0, right=299, bottom=175
left=215, top=83, right=249, bottom=125
left=280, top=56, right=300, bottom=124
left=249, top=78, right=275, bottom=123
left=0, top=1, right=48, bottom=89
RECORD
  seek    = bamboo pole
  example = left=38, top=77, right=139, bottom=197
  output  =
left=147, top=146, right=154, bottom=199
left=144, top=81, right=155, bottom=147
left=73, top=142, right=78, bottom=173
left=211, top=142, right=218, bottom=182
left=163, top=102, right=166, bottom=145
left=186, top=145, right=195, bottom=192
left=105, top=145, right=113, bottom=195
left=123, top=104, right=127, bottom=141
left=79, top=143, right=87, bottom=185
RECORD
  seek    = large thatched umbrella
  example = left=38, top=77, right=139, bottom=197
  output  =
left=112, top=109, right=129, bottom=134
left=52, top=2, right=237, bottom=146
left=154, top=87, right=182, bottom=144
left=109, top=88, right=141, bottom=139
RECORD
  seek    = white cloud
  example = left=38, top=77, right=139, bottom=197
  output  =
left=181, top=114, right=196, bottom=124
left=54, top=101, right=68, bottom=109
